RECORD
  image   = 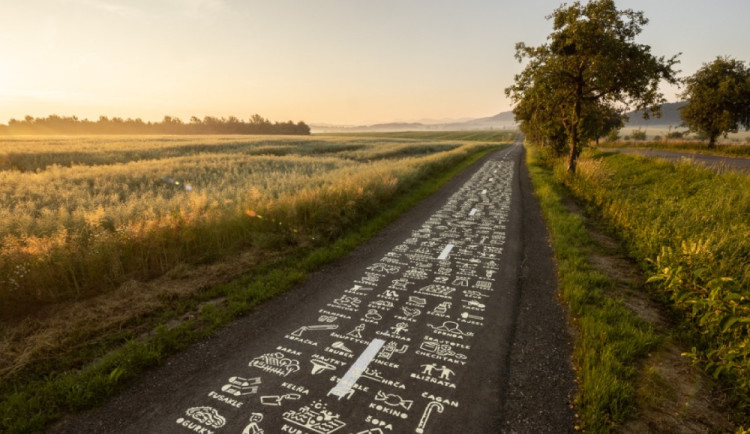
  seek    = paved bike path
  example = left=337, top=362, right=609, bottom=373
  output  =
left=52, top=144, right=575, bottom=434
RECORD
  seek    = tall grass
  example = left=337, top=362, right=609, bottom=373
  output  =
left=561, top=150, right=750, bottom=412
left=0, top=135, right=497, bottom=314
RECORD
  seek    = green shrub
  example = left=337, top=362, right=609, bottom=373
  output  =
left=630, top=129, right=647, bottom=140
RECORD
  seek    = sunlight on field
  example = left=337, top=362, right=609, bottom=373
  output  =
left=0, top=135, right=502, bottom=311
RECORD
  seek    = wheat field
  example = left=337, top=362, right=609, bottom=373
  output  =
left=0, top=134, right=501, bottom=313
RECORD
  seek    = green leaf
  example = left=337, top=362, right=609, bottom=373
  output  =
left=720, top=316, right=740, bottom=333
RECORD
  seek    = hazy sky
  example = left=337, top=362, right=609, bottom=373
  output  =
left=1, top=0, right=747, bottom=125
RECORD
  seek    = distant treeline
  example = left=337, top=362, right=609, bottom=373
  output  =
left=0, top=114, right=311, bottom=135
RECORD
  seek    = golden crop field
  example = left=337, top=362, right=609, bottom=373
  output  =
left=0, top=134, right=504, bottom=313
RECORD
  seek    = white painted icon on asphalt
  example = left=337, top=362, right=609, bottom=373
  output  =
left=389, top=322, right=408, bottom=337
left=404, top=268, right=429, bottom=280
left=347, top=323, right=366, bottom=338
left=290, top=324, right=339, bottom=337
left=415, top=401, right=445, bottom=434
left=221, top=376, right=261, bottom=396
left=331, top=341, right=353, bottom=353
left=377, top=341, right=408, bottom=360
left=361, top=368, right=407, bottom=390
left=318, top=315, right=338, bottom=323
left=430, top=301, right=451, bottom=315
left=464, top=290, right=488, bottom=299
left=347, top=285, right=373, bottom=295
left=389, top=278, right=413, bottom=291
left=475, top=280, right=493, bottom=291
left=355, top=429, right=384, bottom=434
left=401, top=306, right=421, bottom=318
left=452, top=276, right=470, bottom=287
left=420, top=363, right=455, bottom=380
left=433, top=276, right=449, bottom=285
left=282, top=401, right=346, bottom=434
left=375, top=390, right=414, bottom=410
left=241, top=412, right=264, bottom=434
left=310, top=359, right=338, bottom=375
left=365, top=309, right=383, bottom=321
left=332, top=295, right=361, bottom=310
left=185, top=406, right=226, bottom=429
left=428, top=321, right=474, bottom=339
left=418, top=337, right=467, bottom=360
left=260, top=394, right=301, bottom=406
left=368, top=263, right=401, bottom=274
left=360, top=272, right=382, bottom=285
left=416, top=285, right=455, bottom=299
left=380, top=290, right=400, bottom=300
left=460, top=312, right=484, bottom=321
left=249, top=352, right=300, bottom=377
left=368, top=300, right=394, bottom=310
left=464, top=300, right=486, bottom=310
left=407, top=296, right=427, bottom=306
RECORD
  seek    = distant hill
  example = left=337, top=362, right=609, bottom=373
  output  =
left=310, top=101, right=687, bottom=133
left=310, top=101, right=686, bottom=133
left=625, top=101, right=686, bottom=127
left=311, top=111, right=517, bottom=133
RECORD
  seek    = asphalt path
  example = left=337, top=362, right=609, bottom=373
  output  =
left=51, top=143, right=576, bottom=434
left=600, top=147, right=750, bottom=172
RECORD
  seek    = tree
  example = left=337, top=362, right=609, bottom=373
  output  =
left=680, top=56, right=750, bottom=148
left=505, top=0, right=679, bottom=172
left=580, top=103, right=625, bottom=146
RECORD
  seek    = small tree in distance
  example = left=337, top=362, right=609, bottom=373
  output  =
left=680, top=56, right=750, bottom=148
left=505, top=0, right=680, bottom=173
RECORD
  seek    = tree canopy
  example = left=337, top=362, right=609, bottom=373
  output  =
left=680, top=56, right=750, bottom=148
left=0, top=114, right=311, bottom=135
left=505, top=0, right=679, bottom=172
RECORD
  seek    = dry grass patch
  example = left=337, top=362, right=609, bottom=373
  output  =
left=0, top=246, right=271, bottom=380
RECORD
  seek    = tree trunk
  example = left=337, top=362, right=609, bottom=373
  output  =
left=708, top=135, right=717, bottom=149
left=567, top=93, right=583, bottom=173
left=567, top=75, right=585, bottom=173
left=567, top=133, right=578, bottom=173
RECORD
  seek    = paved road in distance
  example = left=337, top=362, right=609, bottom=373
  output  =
left=52, top=144, right=576, bottom=434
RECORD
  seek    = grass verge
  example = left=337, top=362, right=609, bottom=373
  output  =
left=560, top=149, right=749, bottom=423
left=525, top=145, right=662, bottom=432
left=0, top=143, right=504, bottom=434
left=530, top=143, right=749, bottom=431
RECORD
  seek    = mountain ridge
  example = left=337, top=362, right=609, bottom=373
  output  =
left=310, top=101, right=686, bottom=133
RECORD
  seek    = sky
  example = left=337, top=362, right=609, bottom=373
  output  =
left=0, top=0, right=748, bottom=125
